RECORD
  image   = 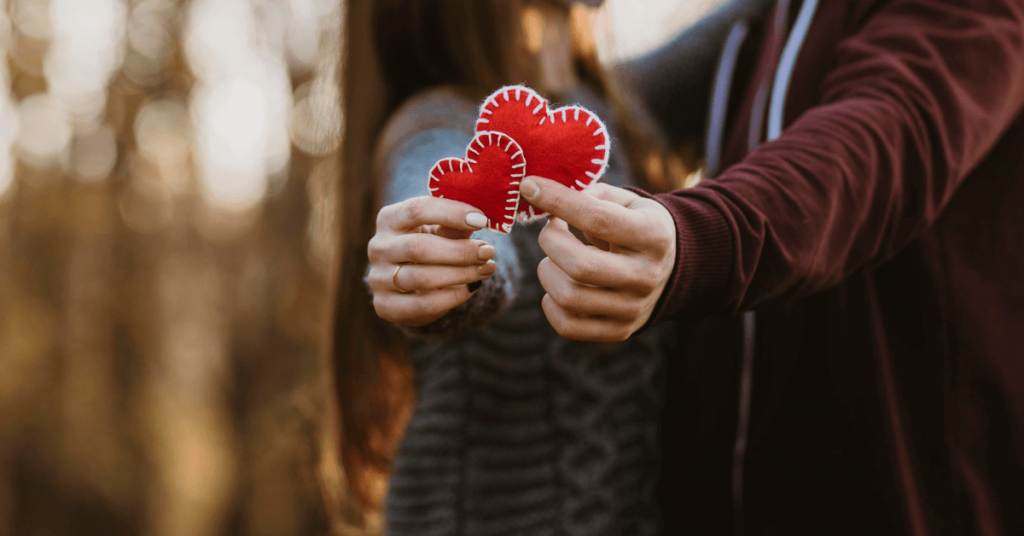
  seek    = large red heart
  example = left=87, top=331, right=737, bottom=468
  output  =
left=476, top=85, right=610, bottom=221
left=428, top=131, right=526, bottom=234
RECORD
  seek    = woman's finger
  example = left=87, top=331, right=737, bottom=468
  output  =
left=374, top=261, right=496, bottom=292
left=373, top=286, right=474, bottom=326
left=378, top=196, right=489, bottom=232
left=541, top=295, right=632, bottom=343
left=537, top=258, right=641, bottom=320
left=371, top=233, right=495, bottom=265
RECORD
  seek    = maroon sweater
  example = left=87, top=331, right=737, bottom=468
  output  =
left=646, top=1, right=1024, bottom=534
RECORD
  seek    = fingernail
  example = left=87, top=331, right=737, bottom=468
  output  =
left=478, top=244, right=495, bottom=261
left=520, top=178, right=539, bottom=200
left=466, top=212, right=487, bottom=228
left=478, top=260, right=497, bottom=276
left=467, top=280, right=483, bottom=293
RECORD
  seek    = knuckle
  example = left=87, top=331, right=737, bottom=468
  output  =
left=648, top=221, right=673, bottom=252
left=376, top=205, right=393, bottom=227
left=403, top=198, right=424, bottom=223
left=461, top=241, right=479, bottom=264
left=624, top=300, right=646, bottom=321
left=403, top=238, right=426, bottom=261
left=582, top=207, right=613, bottom=235
left=367, top=236, right=384, bottom=261
left=566, top=256, right=596, bottom=282
left=365, top=269, right=385, bottom=290
left=555, top=286, right=581, bottom=312
left=632, top=264, right=659, bottom=293
left=549, top=192, right=568, bottom=213
left=549, top=314, right=571, bottom=337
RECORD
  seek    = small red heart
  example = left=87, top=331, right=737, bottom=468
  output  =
left=428, top=131, right=526, bottom=234
left=476, top=85, right=610, bottom=221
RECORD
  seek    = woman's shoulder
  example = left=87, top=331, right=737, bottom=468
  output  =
left=377, top=86, right=481, bottom=157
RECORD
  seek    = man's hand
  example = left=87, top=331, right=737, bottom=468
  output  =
left=520, top=176, right=677, bottom=342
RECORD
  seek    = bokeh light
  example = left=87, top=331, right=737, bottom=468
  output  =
left=185, top=0, right=292, bottom=211
left=0, top=64, right=17, bottom=198
left=15, top=93, right=70, bottom=169
left=596, top=0, right=723, bottom=61
left=68, top=124, right=117, bottom=181
left=123, top=0, right=177, bottom=86
left=1, top=0, right=345, bottom=533
left=46, top=0, right=126, bottom=129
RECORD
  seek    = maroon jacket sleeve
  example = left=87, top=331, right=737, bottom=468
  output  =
left=648, top=0, right=1024, bottom=323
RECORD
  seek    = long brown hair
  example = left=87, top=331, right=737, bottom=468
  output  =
left=330, top=0, right=675, bottom=518
left=330, top=0, right=526, bottom=515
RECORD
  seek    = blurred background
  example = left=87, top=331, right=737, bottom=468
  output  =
left=0, top=0, right=720, bottom=534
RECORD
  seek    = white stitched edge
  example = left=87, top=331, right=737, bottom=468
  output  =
left=470, top=88, right=614, bottom=222
left=428, top=130, right=526, bottom=234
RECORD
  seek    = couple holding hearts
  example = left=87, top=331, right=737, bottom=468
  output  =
left=371, top=84, right=675, bottom=341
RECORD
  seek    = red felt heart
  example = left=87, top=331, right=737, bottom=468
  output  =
left=428, top=131, right=526, bottom=234
left=476, top=85, right=610, bottom=221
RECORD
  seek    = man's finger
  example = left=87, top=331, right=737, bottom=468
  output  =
left=541, top=295, right=631, bottom=342
left=520, top=177, right=650, bottom=246
left=379, top=196, right=489, bottom=232
left=538, top=217, right=642, bottom=289
left=537, top=258, right=642, bottom=320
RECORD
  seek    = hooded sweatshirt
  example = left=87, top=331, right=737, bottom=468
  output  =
left=628, top=0, right=1024, bottom=534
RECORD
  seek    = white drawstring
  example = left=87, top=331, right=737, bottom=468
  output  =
left=767, top=0, right=820, bottom=141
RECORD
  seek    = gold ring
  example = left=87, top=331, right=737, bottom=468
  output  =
left=392, top=264, right=412, bottom=293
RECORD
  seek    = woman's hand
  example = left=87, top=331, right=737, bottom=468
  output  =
left=368, top=196, right=498, bottom=327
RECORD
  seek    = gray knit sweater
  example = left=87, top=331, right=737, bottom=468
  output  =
left=377, top=85, right=669, bottom=536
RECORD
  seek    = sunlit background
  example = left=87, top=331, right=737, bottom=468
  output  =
left=0, top=0, right=717, bottom=534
